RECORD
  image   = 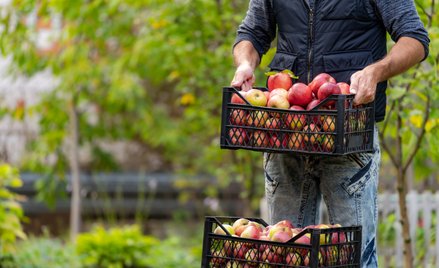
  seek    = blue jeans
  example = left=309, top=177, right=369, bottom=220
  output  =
left=264, top=126, right=380, bottom=268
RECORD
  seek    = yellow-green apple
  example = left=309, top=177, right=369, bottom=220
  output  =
left=246, top=88, right=268, bottom=106
left=309, top=73, right=337, bottom=96
left=267, top=94, right=290, bottom=110
left=285, top=252, right=302, bottom=265
left=303, top=123, right=320, bottom=144
left=229, top=128, right=248, bottom=145
left=214, top=224, right=235, bottom=236
left=320, top=134, right=335, bottom=152
left=247, top=111, right=269, bottom=127
left=252, top=130, right=269, bottom=147
left=267, top=71, right=293, bottom=91
left=233, top=218, right=250, bottom=236
left=317, top=82, right=341, bottom=106
left=337, top=82, right=351, bottom=95
left=285, top=105, right=306, bottom=130
left=240, top=225, right=261, bottom=240
left=288, top=83, right=313, bottom=108
left=230, top=109, right=247, bottom=126
left=231, top=91, right=248, bottom=104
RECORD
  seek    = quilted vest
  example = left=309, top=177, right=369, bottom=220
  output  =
left=268, top=0, right=387, bottom=121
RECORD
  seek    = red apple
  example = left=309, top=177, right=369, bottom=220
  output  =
left=267, top=72, right=293, bottom=91
left=231, top=91, right=248, bottom=104
left=309, top=73, right=336, bottom=96
left=322, top=116, right=335, bottom=132
left=287, top=133, right=304, bottom=150
left=268, top=134, right=286, bottom=149
left=285, top=252, right=302, bottom=265
left=233, top=243, right=249, bottom=259
left=317, top=82, right=341, bottom=106
left=269, top=88, right=289, bottom=99
left=262, top=248, right=283, bottom=264
left=229, top=128, right=248, bottom=145
left=267, top=94, right=290, bottom=110
left=271, top=231, right=293, bottom=243
left=265, top=117, right=283, bottom=129
left=264, top=91, right=270, bottom=101
left=268, top=225, right=293, bottom=240
left=210, top=248, right=227, bottom=266
left=274, top=220, right=294, bottom=229
left=240, top=225, right=261, bottom=240
left=252, top=130, right=269, bottom=147
left=246, top=88, right=268, bottom=106
left=306, top=99, right=321, bottom=111
left=230, top=109, right=247, bottom=126
left=337, top=82, right=350, bottom=95
left=288, top=83, right=313, bottom=108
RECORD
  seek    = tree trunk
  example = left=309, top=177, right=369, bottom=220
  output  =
left=396, top=103, right=413, bottom=268
left=69, top=102, right=81, bottom=242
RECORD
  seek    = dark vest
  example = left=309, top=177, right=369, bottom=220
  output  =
left=268, top=0, right=387, bottom=121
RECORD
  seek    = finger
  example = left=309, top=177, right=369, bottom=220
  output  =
left=242, top=80, right=252, bottom=92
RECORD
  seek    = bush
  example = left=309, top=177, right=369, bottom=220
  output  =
left=76, top=225, right=159, bottom=268
left=0, top=164, right=26, bottom=255
left=4, top=237, right=79, bottom=268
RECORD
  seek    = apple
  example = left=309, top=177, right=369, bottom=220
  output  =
left=306, top=99, right=321, bottom=111
left=252, top=130, right=269, bottom=147
left=214, top=224, right=235, bottom=236
left=269, top=88, right=289, bottom=99
left=309, top=73, right=336, bottom=96
left=247, top=221, right=264, bottom=233
left=321, top=134, right=335, bottom=152
left=322, top=115, right=335, bottom=132
left=303, top=123, right=320, bottom=144
left=230, top=109, right=247, bottom=126
left=337, top=82, right=351, bottom=95
left=288, top=83, right=313, bottom=108
left=233, top=218, right=250, bottom=236
left=267, top=94, right=290, bottom=110
left=268, top=225, right=293, bottom=240
left=246, top=88, right=268, bottom=106
left=267, top=72, right=293, bottom=91
left=240, top=225, right=261, bottom=240
left=274, top=220, right=294, bottom=229
left=285, top=105, right=306, bottom=130
left=247, top=111, right=269, bottom=127
left=271, top=231, right=293, bottom=243
left=264, top=91, right=270, bottom=101
left=265, top=117, right=283, bottom=129
left=261, top=248, right=283, bottom=264
left=269, top=134, right=286, bottom=149
left=285, top=252, right=302, bottom=265
left=317, top=82, right=341, bottom=106
left=231, top=91, right=248, bottom=104
left=233, top=243, right=249, bottom=259
left=229, top=128, right=248, bottom=145
left=210, top=248, right=227, bottom=266
left=245, top=248, right=259, bottom=262
left=287, top=133, right=304, bottom=150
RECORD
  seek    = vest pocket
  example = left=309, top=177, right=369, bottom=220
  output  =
left=320, top=0, right=367, bottom=20
left=323, top=50, right=374, bottom=73
left=268, top=51, right=298, bottom=72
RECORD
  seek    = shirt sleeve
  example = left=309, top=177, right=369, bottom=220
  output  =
left=233, top=0, right=276, bottom=58
left=373, top=0, right=430, bottom=60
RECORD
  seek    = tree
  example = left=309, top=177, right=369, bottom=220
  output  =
left=379, top=1, right=439, bottom=266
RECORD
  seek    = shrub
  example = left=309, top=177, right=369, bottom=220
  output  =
left=76, top=225, right=159, bottom=268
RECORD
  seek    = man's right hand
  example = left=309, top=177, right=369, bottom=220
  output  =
left=231, top=63, right=255, bottom=91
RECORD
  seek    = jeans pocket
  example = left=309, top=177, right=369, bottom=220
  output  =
left=264, top=153, right=279, bottom=196
left=341, top=157, right=375, bottom=195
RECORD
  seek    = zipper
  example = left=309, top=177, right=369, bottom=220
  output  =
left=307, top=8, right=314, bottom=84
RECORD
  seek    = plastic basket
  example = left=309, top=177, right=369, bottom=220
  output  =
left=220, top=87, right=375, bottom=155
left=201, top=216, right=362, bottom=268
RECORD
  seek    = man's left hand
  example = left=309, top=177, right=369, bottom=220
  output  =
left=350, top=66, right=379, bottom=106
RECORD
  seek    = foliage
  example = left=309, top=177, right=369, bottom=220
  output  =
left=0, top=164, right=26, bottom=255
left=2, top=236, right=79, bottom=268
left=76, top=225, right=159, bottom=268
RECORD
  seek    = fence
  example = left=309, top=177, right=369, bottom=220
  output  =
left=261, top=191, right=439, bottom=268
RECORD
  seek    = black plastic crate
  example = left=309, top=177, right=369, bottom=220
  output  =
left=220, top=87, right=375, bottom=155
left=201, top=216, right=362, bottom=268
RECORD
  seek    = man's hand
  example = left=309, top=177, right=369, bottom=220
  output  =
left=231, top=63, right=256, bottom=91
left=350, top=66, right=379, bottom=105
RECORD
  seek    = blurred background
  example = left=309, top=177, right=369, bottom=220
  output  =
left=0, top=0, right=437, bottom=267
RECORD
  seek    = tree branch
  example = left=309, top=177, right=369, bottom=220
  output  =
left=403, top=90, right=431, bottom=173
left=380, top=136, right=399, bottom=168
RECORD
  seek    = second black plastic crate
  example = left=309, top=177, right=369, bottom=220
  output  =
left=220, top=87, right=375, bottom=155
left=201, top=216, right=362, bottom=268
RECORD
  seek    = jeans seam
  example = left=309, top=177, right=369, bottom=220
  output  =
left=297, top=180, right=311, bottom=227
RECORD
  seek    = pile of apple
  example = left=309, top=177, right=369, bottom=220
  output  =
left=228, top=71, right=356, bottom=152
left=210, top=218, right=350, bottom=267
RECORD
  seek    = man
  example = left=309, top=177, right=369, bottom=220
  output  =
left=231, top=0, right=429, bottom=267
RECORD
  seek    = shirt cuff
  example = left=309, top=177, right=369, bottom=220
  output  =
left=398, top=32, right=430, bottom=61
